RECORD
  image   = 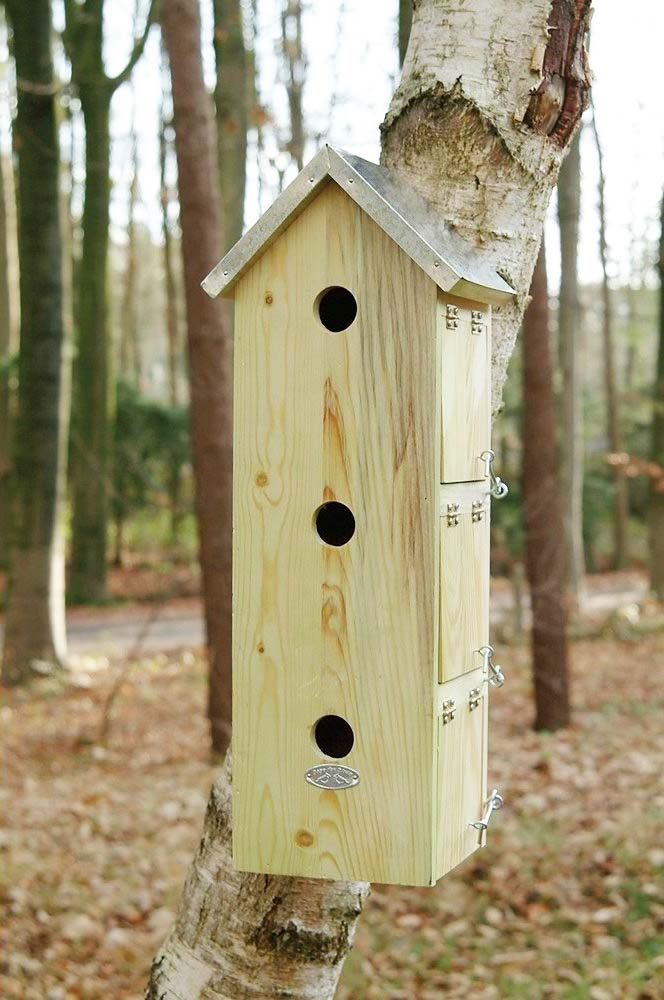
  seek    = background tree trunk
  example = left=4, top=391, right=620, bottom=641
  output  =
left=590, top=109, right=629, bottom=570
left=557, top=131, right=586, bottom=610
left=148, top=1, right=590, bottom=994
left=213, top=0, right=249, bottom=251
left=1, top=0, right=69, bottom=685
left=0, top=101, right=14, bottom=569
left=281, top=0, right=306, bottom=171
left=65, top=0, right=156, bottom=604
left=522, top=243, right=570, bottom=730
left=120, top=120, right=141, bottom=388
left=650, top=192, right=664, bottom=600
left=158, top=55, right=184, bottom=543
left=160, top=0, right=233, bottom=757
left=398, top=0, right=412, bottom=68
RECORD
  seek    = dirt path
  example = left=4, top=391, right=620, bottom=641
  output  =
left=0, top=572, right=649, bottom=660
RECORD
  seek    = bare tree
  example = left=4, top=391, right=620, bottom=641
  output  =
left=281, top=0, right=306, bottom=170
left=158, top=47, right=181, bottom=411
left=213, top=0, right=249, bottom=250
left=590, top=108, right=629, bottom=569
left=146, top=2, right=590, bottom=996
left=2, top=0, right=70, bottom=685
left=398, top=0, right=412, bottom=67
left=651, top=192, right=664, bottom=600
left=160, top=0, right=232, bottom=757
left=522, top=243, right=570, bottom=730
left=158, top=47, right=185, bottom=543
left=557, top=131, right=586, bottom=608
left=120, top=116, right=142, bottom=389
left=0, top=95, right=14, bottom=569
left=64, top=0, right=157, bottom=603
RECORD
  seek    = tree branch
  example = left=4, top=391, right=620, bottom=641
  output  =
left=108, top=0, right=159, bottom=91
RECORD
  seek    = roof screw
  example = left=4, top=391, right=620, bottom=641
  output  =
left=433, top=260, right=440, bottom=268
left=308, top=176, right=314, bottom=182
left=348, top=177, right=354, bottom=183
left=223, top=270, right=228, bottom=276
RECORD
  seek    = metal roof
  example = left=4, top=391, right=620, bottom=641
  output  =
left=202, top=145, right=515, bottom=304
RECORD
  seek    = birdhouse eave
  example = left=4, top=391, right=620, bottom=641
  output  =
left=202, top=145, right=515, bottom=305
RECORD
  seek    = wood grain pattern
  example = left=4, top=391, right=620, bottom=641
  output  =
left=232, top=181, right=439, bottom=885
left=440, top=294, right=491, bottom=484
left=438, top=483, right=490, bottom=683
left=435, top=666, right=487, bottom=878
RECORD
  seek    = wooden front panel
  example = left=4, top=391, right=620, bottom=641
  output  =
left=439, top=294, right=490, bottom=484
left=232, top=181, right=439, bottom=886
left=438, top=483, right=490, bottom=683
left=435, top=667, right=488, bottom=879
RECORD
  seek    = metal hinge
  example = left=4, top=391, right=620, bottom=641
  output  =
left=471, top=310, right=484, bottom=335
left=469, top=687, right=482, bottom=711
left=446, top=502, right=460, bottom=527
left=442, top=698, right=456, bottom=724
left=445, top=304, right=459, bottom=330
left=471, top=499, right=484, bottom=522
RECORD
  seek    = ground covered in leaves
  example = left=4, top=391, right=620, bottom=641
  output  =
left=1, top=632, right=663, bottom=999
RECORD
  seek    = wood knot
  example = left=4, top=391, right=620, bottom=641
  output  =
left=264, top=292, right=273, bottom=305
left=257, top=642, right=265, bottom=654
left=255, top=471, right=268, bottom=487
left=294, top=829, right=314, bottom=848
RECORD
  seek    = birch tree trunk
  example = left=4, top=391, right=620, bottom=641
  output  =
left=160, top=0, right=233, bottom=758
left=522, top=243, right=570, bottom=730
left=147, top=2, right=591, bottom=996
left=557, top=131, right=586, bottom=610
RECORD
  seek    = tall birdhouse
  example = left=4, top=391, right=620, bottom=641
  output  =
left=203, top=146, right=514, bottom=886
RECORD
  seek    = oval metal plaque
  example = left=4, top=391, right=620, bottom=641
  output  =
left=305, top=764, right=360, bottom=790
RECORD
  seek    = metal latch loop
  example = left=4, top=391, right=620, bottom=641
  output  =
left=470, top=788, right=504, bottom=840
left=478, top=644, right=505, bottom=688
left=480, top=449, right=509, bottom=499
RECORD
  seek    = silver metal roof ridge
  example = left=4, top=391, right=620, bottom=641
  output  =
left=202, top=144, right=515, bottom=304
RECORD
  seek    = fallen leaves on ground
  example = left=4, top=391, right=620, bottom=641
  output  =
left=338, top=632, right=664, bottom=1000
left=1, top=632, right=663, bottom=998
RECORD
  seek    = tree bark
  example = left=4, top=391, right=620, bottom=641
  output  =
left=522, top=243, right=570, bottom=730
left=650, top=192, right=664, bottom=600
left=160, top=0, right=233, bottom=757
left=1, top=0, right=69, bottom=685
left=213, top=0, right=249, bottom=251
left=382, top=0, right=592, bottom=410
left=557, top=131, right=586, bottom=609
left=590, top=109, right=629, bottom=570
left=148, top=1, right=590, bottom=994
left=65, top=0, right=156, bottom=604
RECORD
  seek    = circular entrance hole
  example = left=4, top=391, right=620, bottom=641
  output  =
left=314, top=501, right=355, bottom=547
left=313, top=715, right=354, bottom=758
left=316, top=286, right=357, bottom=332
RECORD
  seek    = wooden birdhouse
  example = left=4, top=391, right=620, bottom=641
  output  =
left=203, top=145, right=514, bottom=887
